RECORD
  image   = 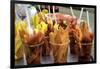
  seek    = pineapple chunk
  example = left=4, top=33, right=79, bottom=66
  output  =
left=31, top=14, right=40, bottom=28
left=54, top=23, right=59, bottom=30
left=42, top=9, right=48, bottom=14
left=40, top=21, right=48, bottom=33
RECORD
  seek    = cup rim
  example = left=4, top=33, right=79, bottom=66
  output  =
left=45, top=36, right=49, bottom=39
left=81, top=42, right=93, bottom=45
left=49, top=41, right=69, bottom=46
left=27, top=41, right=44, bottom=47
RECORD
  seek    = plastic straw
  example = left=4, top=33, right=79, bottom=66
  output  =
left=86, top=10, right=92, bottom=32
left=79, top=8, right=84, bottom=21
left=47, top=5, right=51, bottom=19
left=48, top=5, right=51, bottom=15
left=23, top=50, right=27, bottom=65
left=48, top=5, right=51, bottom=18
left=70, top=7, right=75, bottom=17
left=25, top=5, right=33, bottom=35
left=53, top=6, right=57, bottom=23
left=38, top=5, right=46, bottom=21
left=23, top=5, right=34, bottom=65
left=77, top=8, right=84, bottom=24
left=38, top=5, right=41, bottom=12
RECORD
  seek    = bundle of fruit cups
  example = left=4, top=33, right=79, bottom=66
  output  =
left=15, top=9, right=94, bottom=64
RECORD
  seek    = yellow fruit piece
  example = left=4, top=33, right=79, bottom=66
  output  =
left=38, top=12, right=44, bottom=17
left=15, top=34, right=23, bottom=60
left=34, top=28, right=39, bottom=33
left=42, top=9, right=48, bottom=14
left=15, top=44, right=23, bottom=60
left=31, top=14, right=40, bottom=28
left=15, top=20, right=27, bottom=35
left=15, top=20, right=27, bottom=60
left=40, top=21, right=48, bottom=33
left=47, top=17, right=53, bottom=25
left=54, top=23, right=59, bottom=30
left=39, top=12, right=46, bottom=20
left=36, top=24, right=42, bottom=30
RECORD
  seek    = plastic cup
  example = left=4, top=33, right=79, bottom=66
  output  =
left=24, top=41, right=44, bottom=65
left=78, top=42, right=93, bottom=62
left=42, top=36, right=52, bottom=56
left=69, top=35, right=80, bottom=55
left=50, top=41, right=69, bottom=63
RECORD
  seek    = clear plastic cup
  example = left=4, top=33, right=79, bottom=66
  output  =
left=78, top=42, right=93, bottom=62
left=24, top=41, right=44, bottom=65
left=42, top=36, right=52, bottom=56
left=50, top=41, right=69, bottom=63
left=69, top=35, right=80, bottom=55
